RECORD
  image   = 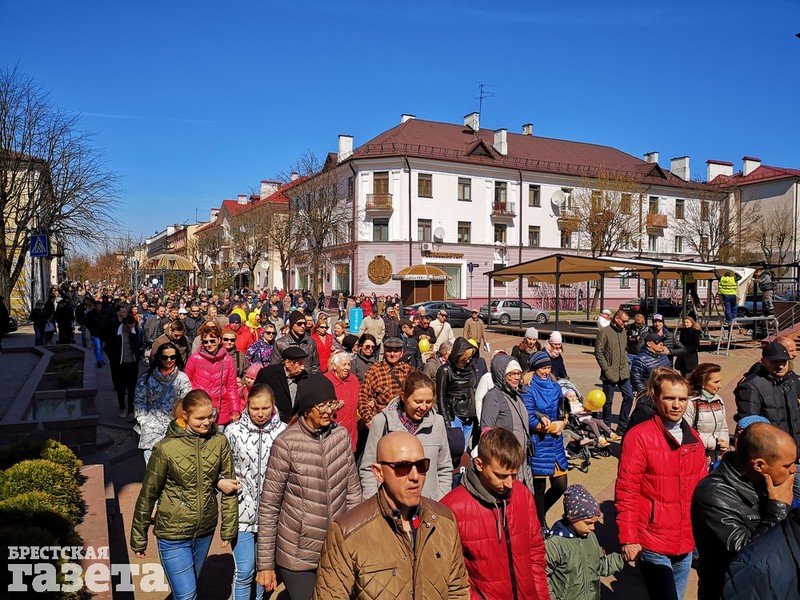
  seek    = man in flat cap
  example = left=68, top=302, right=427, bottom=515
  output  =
left=256, top=345, right=309, bottom=421
left=272, top=310, right=320, bottom=373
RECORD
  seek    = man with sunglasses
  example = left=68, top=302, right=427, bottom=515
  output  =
left=271, top=311, right=320, bottom=373
left=315, top=431, right=469, bottom=598
left=183, top=303, right=205, bottom=344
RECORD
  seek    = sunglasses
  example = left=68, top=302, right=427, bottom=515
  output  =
left=378, top=458, right=431, bottom=476
left=362, top=344, right=375, bottom=349
left=264, top=331, right=276, bottom=336
left=222, top=338, right=237, bottom=342
left=202, top=338, right=219, bottom=345
left=161, top=355, right=177, bottom=361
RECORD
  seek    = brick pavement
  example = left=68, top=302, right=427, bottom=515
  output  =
left=2, top=324, right=763, bottom=599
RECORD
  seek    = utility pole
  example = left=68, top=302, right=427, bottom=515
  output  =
left=475, top=83, right=495, bottom=118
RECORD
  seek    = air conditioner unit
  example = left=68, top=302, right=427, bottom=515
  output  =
left=421, top=242, right=434, bottom=252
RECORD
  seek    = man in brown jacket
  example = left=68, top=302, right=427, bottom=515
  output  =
left=463, top=308, right=486, bottom=349
left=313, top=432, right=469, bottom=599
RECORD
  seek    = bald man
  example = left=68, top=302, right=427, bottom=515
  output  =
left=691, top=423, right=796, bottom=600
left=314, top=432, right=469, bottom=599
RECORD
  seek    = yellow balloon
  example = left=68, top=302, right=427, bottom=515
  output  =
left=584, top=389, right=606, bottom=412
left=232, top=308, right=247, bottom=322
left=418, top=338, right=431, bottom=353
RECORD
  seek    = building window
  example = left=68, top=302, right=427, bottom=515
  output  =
left=620, top=275, right=630, bottom=288
left=648, top=234, right=658, bottom=252
left=494, top=181, right=507, bottom=204
left=347, top=176, right=354, bottom=200
left=674, top=236, right=683, bottom=253
left=373, top=172, right=389, bottom=195
left=528, top=185, right=541, bottom=207
left=560, top=230, right=572, bottom=249
left=457, top=221, right=471, bottom=243
left=458, top=177, right=471, bottom=202
left=700, top=235, right=709, bottom=255
left=621, top=193, right=632, bottom=215
left=591, top=190, right=603, bottom=212
left=675, top=198, right=685, bottom=219
left=418, top=173, right=433, bottom=198
left=493, top=264, right=506, bottom=287
left=346, top=220, right=353, bottom=243
left=701, top=200, right=710, bottom=221
left=372, top=218, right=389, bottom=242
left=418, top=219, right=432, bottom=242
left=649, top=196, right=659, bottom=214
left=528, top=226, right=540, bottom=247
left=493, top=225, right=506, bottom=244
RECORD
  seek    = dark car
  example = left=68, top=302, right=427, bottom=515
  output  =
left=402, top=301, right=472, bottom=327
left=619, top=298, right=683, bottom=318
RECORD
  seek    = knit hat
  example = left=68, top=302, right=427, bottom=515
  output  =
left=735, top=414, right=770, bottom=431
left=505, top=359, right=522, bottom=375
left=341, top=334, right=359, bottom=352
left=295, top=373, right=336, bottom=415
left=549, top=331, right=563, bottom=344
left=228, top=313, right=242, bottom=324
left=563, top=484, right=601, bottom=522
left=525, top=327, right=539, bottom=340
left=528, top=350, right=552, bottom=370
left=289, top=311, right=305, bottom=326
left=245, top=364, right=262, bottom=380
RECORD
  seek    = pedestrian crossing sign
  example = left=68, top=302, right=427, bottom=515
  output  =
left=30, top=234, right=49, bottom=257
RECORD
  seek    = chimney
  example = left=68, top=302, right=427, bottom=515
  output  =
left=464, top=112, right=480, bottom=132
left=706, top=159, right=734, bottom=182
left=493, top=128, right=508, bottom=156
left=260, top=180, right=280, bottom=199
left=670, top=156, right=690, bottom=181
left=237, top=194, right=248, bottom=205
left=401, top=114, right=415, bottom=123
left=522, top=123, right=533, bottom=136
left=210, top=208, right=220, bottom=221
left=338, top=134, right=354, bottom=163
left=742, top=156, right=762, bottom=176
left=643, top=151, right=659, bottom=164
left=290, top=171, right=299, bottom=182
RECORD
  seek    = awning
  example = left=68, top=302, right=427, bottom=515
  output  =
left=392, top=264, right=449, bottom=281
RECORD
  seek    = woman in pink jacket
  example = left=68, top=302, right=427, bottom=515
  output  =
left=184, top=322, right=241, bottom=429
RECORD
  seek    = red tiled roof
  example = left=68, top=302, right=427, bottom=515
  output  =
left=347, top=118, right=705, bottom=190
left=711, top=164, right=800, bottom=186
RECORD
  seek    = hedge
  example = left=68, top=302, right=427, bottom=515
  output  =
left=0, top=460, right=83, bottom=524
left=0, top=439, right=83, bottom=477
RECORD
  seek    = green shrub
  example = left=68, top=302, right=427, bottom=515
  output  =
left=0, top=440, right=83, bottom=478
left=0, top=491, right=77, bottom=543
left=0, top=460, right=83, bottom=524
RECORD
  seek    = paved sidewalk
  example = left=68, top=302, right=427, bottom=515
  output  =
left=2, top=324, right=761, bottom=599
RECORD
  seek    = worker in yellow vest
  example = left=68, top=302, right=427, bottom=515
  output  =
left=715, top=269, right=741, bottom=325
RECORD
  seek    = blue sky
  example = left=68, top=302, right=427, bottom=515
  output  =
left=3, top=1, right=799, bottom=243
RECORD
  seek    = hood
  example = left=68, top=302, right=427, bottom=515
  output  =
left=549, top=519, right=579, bottom=539
left=449, top=336, right=477, bottom=371
left=490, top=354, right=519, bottom=396
left=462, top=462, right=509, bottom=542
left=239, top=406, right=283, bottom=434
left=197, top=347, right=227, bottom=363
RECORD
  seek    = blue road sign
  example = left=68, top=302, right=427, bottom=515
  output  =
left=30, top=234, right=49, bottom=257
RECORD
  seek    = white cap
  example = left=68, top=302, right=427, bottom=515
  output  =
left=525, top=327, right=538, bottom=339
left=549, top=331, right=563, bottom=344
left=601, top=308, right=612, bottom=316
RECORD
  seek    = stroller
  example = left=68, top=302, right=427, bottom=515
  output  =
left=557, top=379, right=612, bottom=473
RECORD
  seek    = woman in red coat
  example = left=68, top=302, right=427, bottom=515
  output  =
left=614, top=371, right=707, bottom=600
left=184, top=322, right=241, bottom=429
left=311, top=320, right=333, bottom=373
left=324, top=351, right=360, bottom=452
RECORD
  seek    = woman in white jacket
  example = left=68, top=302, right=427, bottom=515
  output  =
left=685, top=362, right=729, bottom=465
left=223, top=384, right=286, bottom=600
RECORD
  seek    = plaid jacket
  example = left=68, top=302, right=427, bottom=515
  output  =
left=357, top=361, right=414, bottom=425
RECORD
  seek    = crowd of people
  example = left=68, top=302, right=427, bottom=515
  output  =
left=19, top=281, right=800, bottom=599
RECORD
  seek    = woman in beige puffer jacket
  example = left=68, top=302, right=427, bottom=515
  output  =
left=256, top=373, right=362, bottom=599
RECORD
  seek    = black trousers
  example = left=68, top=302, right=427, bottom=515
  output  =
left=109, top=360, right=138, bottom=412
left=278, top=567, right=316, bottom=600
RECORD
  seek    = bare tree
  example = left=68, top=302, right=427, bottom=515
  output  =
left=282, top=152, right=352, bottom=294
left=752, top=201, right=793, bottom=271
left=264, top=210, right=299, bottom=290
left=0, top=66, right=118, bottom=302
left=188, top=232, right=223, bottom=287
left=229, top=207, right=276, bottom=288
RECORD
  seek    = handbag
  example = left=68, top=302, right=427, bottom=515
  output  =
left=44, top=321, right=55, bottom=333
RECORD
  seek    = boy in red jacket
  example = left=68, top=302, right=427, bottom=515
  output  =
left=442, top=427, right=551, bottom=600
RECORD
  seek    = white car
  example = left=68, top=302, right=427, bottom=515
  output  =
left=479, top=300, right=550, bottom=325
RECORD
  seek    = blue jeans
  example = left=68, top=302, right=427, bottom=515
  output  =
left=601, top=379, right=635, bottom=432
left=638, top=550, right=692, bottom=600
left=722, top=294, right=737, bottom=323
left=156, top=534, right=213, bottom=600
left=450, top=416, right=473, bottom=450
left=34, top=324, right=45, bottom=346
left=232, top=531, right=262, bottom=600
left=91, top=336, right=104, bottom=363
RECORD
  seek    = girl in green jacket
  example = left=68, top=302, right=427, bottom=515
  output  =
left=130, top=389, right=238, bottom=600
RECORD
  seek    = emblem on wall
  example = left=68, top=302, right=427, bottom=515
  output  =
left=367, top=255, right=393, bottom=285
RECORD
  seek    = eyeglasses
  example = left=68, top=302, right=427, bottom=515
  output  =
left=222, top=337, right=237, bottom=342
left=506, top=371, right=523, bottom=378
left=378, top=458, right=431, bottom=476
left=317, top=325, right=328, bottom=330
left=202, top=338, right=219, bottom=345
left=384, top=348, right=402, bottom=353
left=315, top=400, right=340, bottom=413
left=161, top=355, right=177, bottom=361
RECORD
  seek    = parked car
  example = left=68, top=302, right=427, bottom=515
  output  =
left=402, top=301, right=472, bottom=327
left=478, top=300, right=550, bottom=325
left=619, top=298, right=683, bottom=318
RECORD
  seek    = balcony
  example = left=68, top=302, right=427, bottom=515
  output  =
left=557, top=210, right=580, bottom=231
left=646, top=213, right=668, bottom=231
left=365, top=193, right=393, bottom=214
left=491, top=201, right=516, bottom=221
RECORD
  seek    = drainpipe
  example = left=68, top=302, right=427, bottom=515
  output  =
left=403, top=156, right=413, bottom=266
left=518, top=169, right=524, bottom=264
left=349, top=161, right=357, bottom=295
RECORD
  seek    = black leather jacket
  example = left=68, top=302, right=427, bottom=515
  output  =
left=436, top=337, right=476, bottom=421
left=690, top=452, right=789, bottom=600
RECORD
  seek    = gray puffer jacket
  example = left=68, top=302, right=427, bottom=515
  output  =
left=257, top=417, right=362, bottom=571
left=480, top=354, right=530, bottom=452
left=133, top=368, right=192, bottom=450
left=359, top=399, right=452, bottom=501
left=271, top=331, right=320, bottom=373
left=224, top=410, right=286, bottom=533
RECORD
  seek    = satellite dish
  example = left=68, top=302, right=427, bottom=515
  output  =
left=433, top=227, right=445, bottom=243
left=551, top=189, right=567, bottom=209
